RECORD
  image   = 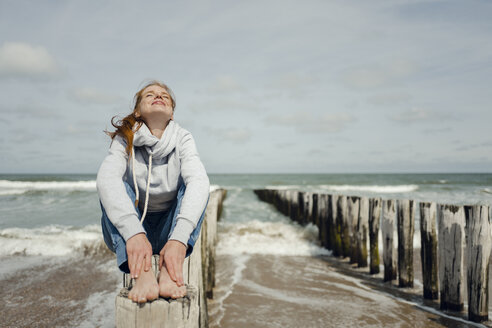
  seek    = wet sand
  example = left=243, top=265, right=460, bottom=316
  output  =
left=0, top=249, right=119, bottom=328
left=209, top=251, right=491, bottom=328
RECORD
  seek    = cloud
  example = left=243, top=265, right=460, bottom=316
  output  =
left=68, top=87, right=124, bottom=105
left=389, top=108, right=431, bottom=123
left=389, top=107, right=456, bottom=124
left=266, top=112, right=355, bottom=133
left=0, top=104, right=62, bottom=120
left=189, top=97, right=260, bottom=112
left=205, top=75, right=244, bottom=94
left=0, top=42, right=60, bottom=78
left=266, top=72, right=319, bottom=91
left=341, top=59, right=417, bottom=90
left=455, top=141, right=492, bottom=152
left=367, top=92, right=412, bottom=106
left=205, top=127, right=251, bottom=143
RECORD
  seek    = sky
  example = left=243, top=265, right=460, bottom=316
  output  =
left=0, top=0, right=491, bottom=174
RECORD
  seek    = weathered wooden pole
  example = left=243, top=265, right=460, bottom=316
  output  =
left=289, top=190, right=299, bottom=222
left=328, top=195, right=342, bottom=256
left=347, top=196, right=360, bottom=263
left=419, top=202, right=438, bottom=299
left=306, top=192, right=314, bottom=225
left=338, top=195, right=350, bottom=258
left=334, top=195, right=346, bottom=257
left=466, top=205, right=491, bottom=322
left=323, top=194, right=333, bottom=250
left=438, top=204, right=465, bottom=311
left=369, top=197, right=382, bottom=274
left=297, top=192, right=305, bottom=225
left=312, top=193, right=319, bottom=226
left=357, top=197, right=369, bottom=268
left=317, top=194, right=328, bottom=247
left=382, top=200, right=397, bottom=281
left=397, top=199, right=414, bottom=288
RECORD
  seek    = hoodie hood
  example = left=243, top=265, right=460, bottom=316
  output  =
left=133, top=120, right=179, bottom=159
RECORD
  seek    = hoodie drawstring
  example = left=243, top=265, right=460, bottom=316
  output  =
left=132, top=146, right=153, bottom=224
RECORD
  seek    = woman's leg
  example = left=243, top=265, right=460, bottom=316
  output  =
left=156, top=181, right=209, bottom=258
left=100, top=182, right=161, bottom=303
left=100, top=182, right=139, bottom=274
left=156, top=181, right=209, bottom=299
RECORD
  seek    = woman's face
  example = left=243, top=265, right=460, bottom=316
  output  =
left=137, top=85, right=174, bottom=123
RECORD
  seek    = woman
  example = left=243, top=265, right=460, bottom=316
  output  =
left=96, top=80, right=210, bottom=304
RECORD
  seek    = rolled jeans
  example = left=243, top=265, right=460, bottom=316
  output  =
left=100, top=181, right=208, bottom=273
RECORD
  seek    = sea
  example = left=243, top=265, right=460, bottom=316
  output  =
left=1, top=173, right=492, bottom=327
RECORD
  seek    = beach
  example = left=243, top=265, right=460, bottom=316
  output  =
left=1, top=173, right=492, bottom=327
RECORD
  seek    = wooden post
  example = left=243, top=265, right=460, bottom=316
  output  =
left=312, top=193, right=319, bottom=226
left=438, top=204, right=465, bottom=311
left=285, top=190, right=295, bottom=219
left=357, top=197, right=369, bottom=268
left=419, top=202, right=438, bottom=299
left=323, top=194, right=332, bottom=249
left=397, top=199, right=414, bottom=288
left=466, top=205, right=491, bottom=322
left=297, top=192, right=305, bottom=225
left=337, top=195, right=349, bottom=258
left=290, top=190, right=300, bottom=222
left=382, top=200, right=397, bottom=281
left=334, top=195, right=346, bottom=257
left=369, top=197, right=382, bottom=274
left=304, top=192, right=313, bottom=225
left=329, top=194, right=337, bottom=253
left=347, top=196, right=360, bottom=263
left=317, top=194, right=328, bottom=247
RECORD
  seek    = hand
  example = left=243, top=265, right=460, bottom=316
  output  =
left=159, top=240, right=186, bottom=287
left=126, top=233, right=152, bottom=279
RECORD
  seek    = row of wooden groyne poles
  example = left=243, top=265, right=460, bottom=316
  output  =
left=114, top=188, right=227, bottom=328
left=254, top=188, right=492, bottom=323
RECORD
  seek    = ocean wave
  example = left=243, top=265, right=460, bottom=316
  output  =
left=264, top=185, right=302, bottom=190
left=217, top=219, right=330, bottom=256
left=320, top=184, right=419, bottom=193
left=0, top=180, right=97, bottom=194
left=0, top=224, right=109, bottom=257
left=0, top=180, right=222, bottom=195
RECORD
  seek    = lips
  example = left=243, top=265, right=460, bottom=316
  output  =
left=152, top=100, right=165, bottom=105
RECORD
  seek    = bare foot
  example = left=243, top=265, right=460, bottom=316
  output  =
left=128, top=269, right=159, bottom=303
left=158, top=264, right=186, bottom=299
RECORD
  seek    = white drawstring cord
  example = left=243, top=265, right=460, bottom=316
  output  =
left=131, top=147, right=139, bottom=207
left=131, top=146, right=152, bottom=224
left=140, top=153, right=152, bottom=223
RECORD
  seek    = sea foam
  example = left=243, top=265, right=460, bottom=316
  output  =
left=321, top=184, right=419, bottom=193
left=0, top=224, right=104, bottom=257
left=217, top=219, right=330, bottom=257
left=0, top=180, right=220, bottom=195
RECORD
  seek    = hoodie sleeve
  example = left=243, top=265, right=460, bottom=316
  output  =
left=96, top=136, right=146, bottom=242
left=169, top=131, right=210, bottom=246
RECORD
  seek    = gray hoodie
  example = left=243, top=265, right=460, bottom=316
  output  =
left=96, top=120, right=210, bottom=246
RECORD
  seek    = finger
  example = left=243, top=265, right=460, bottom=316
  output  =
left=144, top=252, right=152, bottom=272
left=175, top=258, right=184, bottom=287
left=128, top=253, right=136, bottom=278
left=135, top=254, right=143, bottom=278
left=166, top=257, right=177, bottom=282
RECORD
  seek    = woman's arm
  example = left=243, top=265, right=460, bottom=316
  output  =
left=96, top=136, right=146, bottom=241
left=168, top=131, right=210, bottom=246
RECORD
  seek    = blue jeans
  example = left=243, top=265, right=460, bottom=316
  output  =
left=100, top=181, right=208, bottom=273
